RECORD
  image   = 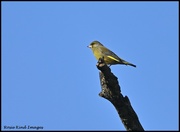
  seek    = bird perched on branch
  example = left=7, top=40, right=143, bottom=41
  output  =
left=88, top=41, right=136, bottom=67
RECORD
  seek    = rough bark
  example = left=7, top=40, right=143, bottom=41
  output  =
left=96, top=58, right=144, bottom=131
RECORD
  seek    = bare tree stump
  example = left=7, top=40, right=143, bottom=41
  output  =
left=96, top=58, right=144, bottom=131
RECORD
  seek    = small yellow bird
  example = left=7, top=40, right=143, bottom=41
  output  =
left=88, top=41, right=136, bottom=67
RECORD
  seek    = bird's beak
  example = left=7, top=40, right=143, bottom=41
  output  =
left=87, top=45, right=92, bottom=48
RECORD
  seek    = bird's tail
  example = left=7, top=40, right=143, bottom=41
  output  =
left=127, top=63, right=136, bottom=67
left=123, top=61, right=136, bottom=67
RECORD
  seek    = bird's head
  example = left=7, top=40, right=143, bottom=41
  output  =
left=87, top=41, right=103, bottom=49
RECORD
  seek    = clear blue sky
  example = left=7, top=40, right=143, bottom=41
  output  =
left=2, top=2, right=178, bottom=131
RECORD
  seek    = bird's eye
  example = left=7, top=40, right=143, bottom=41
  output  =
left=91, top=43, right=95, bottom=46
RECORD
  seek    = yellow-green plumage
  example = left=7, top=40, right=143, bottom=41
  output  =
left=88, top=41, right=136, bottom=67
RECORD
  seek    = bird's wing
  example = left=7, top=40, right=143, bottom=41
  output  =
left=99, top=46, right=123, bottom=63
left=97, top=45, right=136, bottom=67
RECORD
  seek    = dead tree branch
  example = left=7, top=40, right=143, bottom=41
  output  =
left=96, top=58, right=144, bottom=131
